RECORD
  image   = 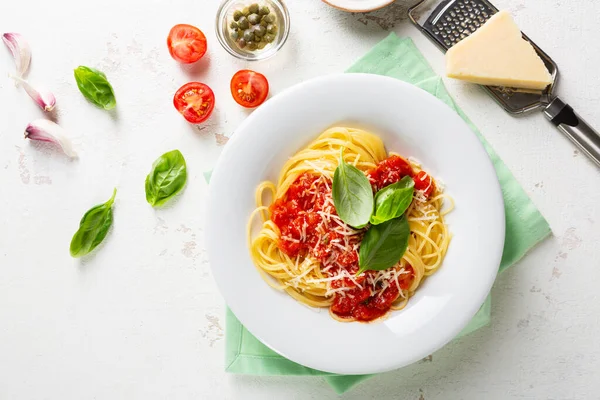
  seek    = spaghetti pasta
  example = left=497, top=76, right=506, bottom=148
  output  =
left=248, top=127, right=452, bottom=322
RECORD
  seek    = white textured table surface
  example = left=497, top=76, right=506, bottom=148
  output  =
left=1, top=1, right=599, bottom=399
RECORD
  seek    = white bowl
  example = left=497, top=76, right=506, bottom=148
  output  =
left=322, top=0, right=396, bottom=12
left=206, top=73, right=505, bottom=374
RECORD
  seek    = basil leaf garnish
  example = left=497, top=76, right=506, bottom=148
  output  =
left=358, top=215, right=410, bottom=274
left=332, top=149, right=374, bottom=229
left=70, top=188, right=117, bottom=258
left=370, top=176, right=414, bottom=225
left=145, top=150, right=187, bottom=207
left=74, top=66, right=116, bottom=110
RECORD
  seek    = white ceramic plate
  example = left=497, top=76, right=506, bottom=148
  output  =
left=321, top=0, right=395, bottom=12
left=206, top=74, right=505, bottom=374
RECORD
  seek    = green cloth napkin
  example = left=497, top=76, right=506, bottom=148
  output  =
left=208, top=33, right=551, bottom=395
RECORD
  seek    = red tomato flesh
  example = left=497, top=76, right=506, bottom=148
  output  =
left=366, top=155, right=414, bottom=191
left=230, top=70, right=269, bottom=108
left=167, top=24, right=207, bottom=64
left=173, top=82, right=215, bottom=123
left=414, top=170, right=436, bottom=198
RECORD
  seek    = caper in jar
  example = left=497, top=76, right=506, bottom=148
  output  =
left=233, top=10, right=243, bottom=21
left=247, top=41, right=258, bottom=51
left=264, top=13, right=275, bottom=23
left=260, top=19, right=268, bottom=27
left=242, top=6, right=250, bottom=15
left=257, top=41, right=267, bottom=50
left=249, top=3, right=259, bottom=13
left=259, top=6, right=270, bottom=15
left=254, top=25, right=266, bottom=37
left=263, top=34, right=275, bottom=43
left=237, top=16, right=249, bottom=29
left=231, top=29, right=239, bottom=40
left=230, top=21, right=239, bottom=29
left=243, top=29, right=255, bottom=42
left=237, top=38, right=247, bottom=48
left=248, top=13, right=261, bottom=25
left=267, top=24, right=277, bottom=34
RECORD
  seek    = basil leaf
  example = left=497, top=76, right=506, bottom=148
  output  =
left=74, top=66, right=116, bottom=110
left=370, top=176, right=414, bottom=225
left=358, top=215, right=410, bottom=274
left=145, top=150, right=187, bottom=207
left=332, top=150, right=373, bottom=228
left=70, top=188, right=117, bottom=258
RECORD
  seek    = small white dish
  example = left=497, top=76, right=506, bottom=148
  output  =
left=206, top=73, right=505, bottom=374
left=322, top=0, right=396, bottom=12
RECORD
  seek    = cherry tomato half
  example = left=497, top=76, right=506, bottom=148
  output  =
left=230, top=70, right=269, bottom=108
left=167, top=24, right=207, bottom=64
left=173, top=82, right=215, bottom=124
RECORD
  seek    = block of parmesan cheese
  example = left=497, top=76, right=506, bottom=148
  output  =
left=445, top=10, right=552, bottom=90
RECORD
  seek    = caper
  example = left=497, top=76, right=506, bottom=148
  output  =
left=247, top=41, right=258, bottom=51
left=249, top=3, right=259, bottom=13
left=238, top=16, right=249, bottom=29
left=264, top=13, right=275, bottom=23
left=259, top=6, right=270, bottom=15
left=243, top=29, right=255, bottom=42
left=242, top=6, right=250, bottom=15
left=231, top=29, right=239, bottom=40
left=230, top=21, right=239, bottom=29
left=233, top=10, right=243, bottom=21
left=237, top=38, right=247, bottom=48
left=257, top=41, right=267, bottom=49
left=248, top=13, right=261, bottom=25
left=263, top=34, right=275, bottom=43
left=260, top=19, right=268, bottom=27
left=267, top=24, right=277, bottom=34
left=254, top=25, right=266, bottom=37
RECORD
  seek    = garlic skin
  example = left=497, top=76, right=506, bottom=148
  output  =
left=25, top=120, right=77, bottom=158
left=11, top=76, right=56, bottom=111
left=2, top=33, right=31, bottom=78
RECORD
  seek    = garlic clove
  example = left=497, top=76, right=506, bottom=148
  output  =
left=11, top=76, right=56, bottom=112
left=25, top=119, right=77, bottom=158
left=2, top=33, right=31, bottom=78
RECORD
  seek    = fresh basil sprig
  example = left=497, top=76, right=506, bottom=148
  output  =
left=331, top=149, right=415, bottom=275
left=370, top=176, right=414, bottom=225
left=145, top=150, right=187, bottom=207
left=74, top=66, right=116, bottom=110
left=332, top=149, right=373, bottom=228
left=358, top=215, right=410, bottom=275
left=70, top=188, right=117, bottom=258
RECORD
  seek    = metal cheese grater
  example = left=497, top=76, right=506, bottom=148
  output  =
left=408, top=0, right=600, bottom=167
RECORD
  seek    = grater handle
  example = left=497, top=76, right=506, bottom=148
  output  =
left=544, top=97, right=600, bottom=168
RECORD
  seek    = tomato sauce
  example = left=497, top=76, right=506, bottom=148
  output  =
left=413, top=170, right=436, bottom=198
left=270, top=155, right=427, bottom=322
left=366, top=155, right=414, bottom=192
left=330, top=266, right=415, bottom=322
